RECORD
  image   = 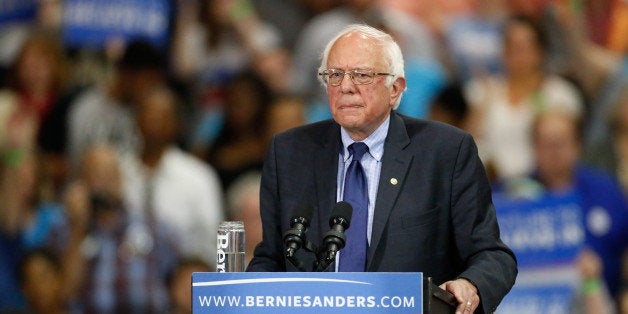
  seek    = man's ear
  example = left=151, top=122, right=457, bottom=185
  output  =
left=390, top=76, right=407, bottom=105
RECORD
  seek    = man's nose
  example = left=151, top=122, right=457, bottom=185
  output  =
left=340, top=73, right=357, bottom=92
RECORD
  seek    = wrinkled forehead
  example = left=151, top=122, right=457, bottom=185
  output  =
left=327, top=33, right=387, bottom=69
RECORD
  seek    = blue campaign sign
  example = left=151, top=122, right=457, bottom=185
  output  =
left=493, top=192, right=585, bottom=268
left=493, top=191, right=584, bottom=313
left=62, top=0, right=171, bottom=49
left=192, top=272, right=423, bottom=313
left=496, top=283, right=575, bottom=314
left=0, top=0, right=37, bottom=24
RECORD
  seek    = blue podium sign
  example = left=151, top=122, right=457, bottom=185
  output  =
left=192, top=272, right=423, bottom=313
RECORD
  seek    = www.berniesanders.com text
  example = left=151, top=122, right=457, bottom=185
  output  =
left=198, top=295, right=416, bottom=309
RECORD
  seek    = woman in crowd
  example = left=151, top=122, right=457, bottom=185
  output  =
left=464, top=15, right=584, bottom=182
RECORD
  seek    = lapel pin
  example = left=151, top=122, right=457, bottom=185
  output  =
left=390, top=178, right=398, bottom=185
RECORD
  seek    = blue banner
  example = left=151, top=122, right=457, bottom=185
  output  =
left=0, top=0, right=37, bottom=24
left=192, top=272, right=423, bottom=313
left=62, top=0, right=171, bottom=49
left=496, top=283, right=575, bottom=314
left=494, top=191, right=584, bottom=313
left=494, top=192, right=585, bottom=268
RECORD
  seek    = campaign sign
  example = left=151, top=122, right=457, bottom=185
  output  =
left=0, top=0, right=37, bottom=24
left=496, top=283, right=575, bottom=314
left=192, top=272, right=423, bottom=313
left=62, top=0, right=171, bottom=49
left=493, top=192, right=585, bottom=268
left=493, top=191, right=584, bottom=313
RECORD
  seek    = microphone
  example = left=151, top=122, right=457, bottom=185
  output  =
left=283, top=204, right=314, bottom=271
left=317, top=201, right=352, bottom=271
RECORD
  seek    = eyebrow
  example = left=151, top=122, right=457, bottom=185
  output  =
left=327, top=67, right=374, bottom=70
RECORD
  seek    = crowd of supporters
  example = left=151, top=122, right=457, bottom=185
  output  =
left=0, top=0, right=626, bottom=313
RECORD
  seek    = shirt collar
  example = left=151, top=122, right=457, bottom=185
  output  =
left=340, top=114, right=390, bottom=162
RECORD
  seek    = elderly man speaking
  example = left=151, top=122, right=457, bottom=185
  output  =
left=247, top=24, right=517, bottom=314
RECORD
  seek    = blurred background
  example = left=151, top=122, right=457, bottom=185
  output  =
left=0, top=0, right=626, bottom=313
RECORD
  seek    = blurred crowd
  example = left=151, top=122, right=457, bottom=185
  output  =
left=0, top=0, right=626, bottom=313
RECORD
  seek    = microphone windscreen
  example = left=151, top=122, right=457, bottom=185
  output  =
left=330, top=201, right=353, bottom=226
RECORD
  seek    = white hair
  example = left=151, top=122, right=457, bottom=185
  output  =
left=317, top=24, right=406, bottom=108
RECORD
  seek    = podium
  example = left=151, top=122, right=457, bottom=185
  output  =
left=423, top=276, right=458, bottom=314
left=192, top=272, right=456, bottom=313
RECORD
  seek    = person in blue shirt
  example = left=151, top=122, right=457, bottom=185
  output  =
left=513, top=110, right=628, bottom=301
left=0, top=149, right=68, bottom=312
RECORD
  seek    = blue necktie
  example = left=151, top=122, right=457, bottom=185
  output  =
left=339, top=142, right=369, bottom=272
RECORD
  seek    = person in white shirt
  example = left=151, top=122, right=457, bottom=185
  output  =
left=464, top=15, right=583, bottom=182
left=67, top=40, right=167, bottom=171
left=121, top=85, right=224, bottom=267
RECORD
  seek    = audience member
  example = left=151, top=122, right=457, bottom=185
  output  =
left=439, top=0, right=508, bottom=82
left=18, top=248, right=68, bottom=314
left=579, top=0, right=617, bottom=49
left=497, top=110, right=627, bottom=307
left=66, top=39, right=167, bottom=170
left=226, top=171, right=262, bottom=265
left=0, top=1, right=63, bottom=85
left=507, top=0, right=623, bottom=103
left=122, top=85, right=224, bottom=267
left=536, top=0, right=628, bottom=151
left=582, top=56, right=628, bottom=150
left=0, top=29, right=68, bottom=127
left=251, top=46, right=293, bottom=95
left=606, top=0, right=627, bottom=54
left=586, top=91, right=628, bottom=195
left=171, top=0, right=282, bottom=82
left=0, top=149, right=68, bottom=312
left=62, top=143, right=178, bottom=313
left=171, top=0, right=283, bottom=149
left=573, top=248, right=616, bottom=314
left=428, top=82, right=470, bottom=130
left=252, top=0, right=312, bottom=50
left=504, top=0, right=570, bottom=75
left=536, top=111, right=627, bottom=298
left=264, top=95, right=307, bottom=140
left=203, top=70, right=271, bottom=190
left=465, top=15, right=584, bottom=181
left=0, top=29, right=73, bottom=198
left=166, top=258, right=212, bottom=314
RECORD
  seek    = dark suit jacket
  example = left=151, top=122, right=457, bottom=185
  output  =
left=247, top=112, right=517, bottom=313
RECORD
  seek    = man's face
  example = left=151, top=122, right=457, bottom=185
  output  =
left=533, top=114, right=580, bottom=180
left=137, top=92, right=177, bottom=146
left=325, top=33, right=404, bottom=140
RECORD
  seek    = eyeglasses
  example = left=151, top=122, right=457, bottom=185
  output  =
left=318, top=68, right=394, bottom=86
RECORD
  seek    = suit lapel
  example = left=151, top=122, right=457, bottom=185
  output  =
left=367, top=113, right=412, bottom=270
left=314, top=122, right=342, bottom=239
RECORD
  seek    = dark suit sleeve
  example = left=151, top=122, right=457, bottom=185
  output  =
left=451, top=134, right=517, bottom=313
left=246, top=136, right=286, bottom=271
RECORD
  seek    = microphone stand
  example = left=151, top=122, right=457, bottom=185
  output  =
left=314, top=250, right=334, bottom=272
left=314, top=227, right=346, bottom=272
left=284, top=228, right=318, bottom=272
